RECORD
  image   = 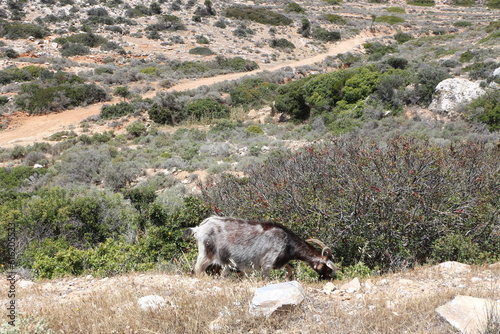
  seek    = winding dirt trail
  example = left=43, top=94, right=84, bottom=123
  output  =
left=0, top=34, right=373, bottom=148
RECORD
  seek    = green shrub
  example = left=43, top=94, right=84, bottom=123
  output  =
left=0, top=166, right=47, bottom=191
left=431, top=234, right=482, bottom=264
left=270, top=38, right=296, bottom=50
left=225, top=6, right=293, bottom=26
left=101, top=101, right=135, bottom=119
left=394, top=31, right=413, bottom=43
left=230, top=78, right=278, bottom=106
left=54, top=33, right=107, bottom=47
left=385, top=6, right=406, bottom=13
left=126, top=121, right=147, bottom=137
left=375, top=15, right=405, bottom=24
left=286, top=2, right=305, bottom=13
left=184, top=98, right=230, bottom=122
left=16, top=81, right=108, bottom=115
left=407, top=0, right=435, bottom=5
left=0, top=65, right=46, bottom=85
left=322, top=14, right=346, bottom=24
left=451, top=0, right=475, bottom=6
left=453, top=20, right=472, bottom=27
left=4, top=48, right=18, bottom=58
left=94, top=66, right=114, bottom=75
left=459, top=50, right=475, bottom=63
left=464, top=89, right=500, bottom=131
left=60, top=42, right=90, bottom=57
left=196, top=35, right=210, bottom=44
left=407, top=64, right=450, bottom=106
left=200, top=137, right=500, bottom=271
left=312, top=27, right=341, bottom=41
left=215, top=56, right=259, bottom=72
left=246, top=125, right=264, bottom=135
left=486, top=0, right=500, bottom=8
left=0, top=20, right=50, bottom=39
left=188, top=46, right=215, bottom=56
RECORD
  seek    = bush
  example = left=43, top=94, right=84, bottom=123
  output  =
left=270, top=38, right=295, bottom=50
left=394, top=31, right=413, bottom=44
left=322, top=14, right=346, bottom=25
left=54, top=33, right=107, bottom=47
left=486, top=0, right=500, bottom=8
left=4, top=48, right=18, bottom=58
left=0, top=65, right=46, bottom=84
left=451, top=0, right=475, bottom=6
left=16, top=80, right=108, bottom=115
left=0, top=20, right=49, bottom=39
left=386, top=6, right=406, bottom=13
left=188, top=46, right=215, bottom=56
left=229, top=78, right=278, bottom=106
left=225, top=6, right=293, bottom=26
left=200, top=137, right=500, bottom=271
left=375, top=15, right=405, bottom=24
left=215, top=56, right=259, bottom=72
left=464, top=89, right=500, bottom=131
left=459, top=50, right=475, bottom=63
left=453, top=20, right=472, bottom=27
left=184, top=98, right=230, bottom=122
left=286, top=2, right=305, bottom=13
left=408, top=0, right=435, bottom=4
left=126, top=121, right=148, bottom=137
left=431, top=234, right=481, bottom=264
left=101, top=101, right=134, bottom=119
left=60, top=42, right=90, bottom=57
left=407, top=64, right=450, bottom=106
left=312, top=27, right=341, bottom=42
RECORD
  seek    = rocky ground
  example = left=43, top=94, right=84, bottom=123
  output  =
left=1, top=261, right=498, bottom=333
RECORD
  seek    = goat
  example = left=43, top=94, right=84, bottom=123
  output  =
left=183, top=216, right=337, bottom=279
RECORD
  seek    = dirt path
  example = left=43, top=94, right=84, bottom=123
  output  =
left=0, top=34, right=373, bottom=149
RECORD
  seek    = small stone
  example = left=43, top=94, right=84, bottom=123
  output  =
left=340, top=277, right=361, bottom=293
left=364, top=279, right=374, bottom=291
left=322, top=282, right=336, bottom=294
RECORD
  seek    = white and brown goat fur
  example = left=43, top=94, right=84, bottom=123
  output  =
left=183, top=216, right=337, bottom=279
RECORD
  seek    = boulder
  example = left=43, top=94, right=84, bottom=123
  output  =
left=436, top=295, right=500, bottom=334
left=249, top=281, right=305, bottom=317
left=429, top=78, right=485, bottom=117
left=433, top=261, right=471, bottom=276
left=493, top=67, right=500, bottom=77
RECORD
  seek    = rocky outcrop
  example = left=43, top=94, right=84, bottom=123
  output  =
left=436, top=295, right=500, bottom=334
left=429, top=78, right=486, bottom=117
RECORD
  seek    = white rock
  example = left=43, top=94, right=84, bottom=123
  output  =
left=436, top=295, right=500, bottom=334
left=429, top=78, right=485, bottom=116
left=138, top=295, right=166, bottom=311
left=249, top=281, right=305, bottom=317
left=434, top=261, right=471, bottom=276
left=322, top=282, right=336, bottom=294
left=364, top=279, right=374, bottom=291
left=340, top=277, right=361, bottom=293
left=493, top=67, right=500, bottom=77
left=17, top=280, right=36, bottom=289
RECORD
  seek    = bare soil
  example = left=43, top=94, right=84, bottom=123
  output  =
left=0, top=33, right=376, bottom=149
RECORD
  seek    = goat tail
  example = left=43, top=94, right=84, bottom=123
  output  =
left=182, top=227, right=197, bottom=240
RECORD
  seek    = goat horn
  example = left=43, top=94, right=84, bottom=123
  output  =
left=306, top=238, right=332, bottom=256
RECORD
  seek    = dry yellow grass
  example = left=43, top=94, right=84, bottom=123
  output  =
left=2, top=262, right=498, bottom=334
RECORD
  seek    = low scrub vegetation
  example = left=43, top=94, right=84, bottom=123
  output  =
left=201, top=137, right=500, bottom=271
left=225, top=5, right=293, bottom=26
left=15, top=72, right=108, bottom=114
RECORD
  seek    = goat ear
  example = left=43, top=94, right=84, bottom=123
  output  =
left=325, top=260, right=337, bottom=270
